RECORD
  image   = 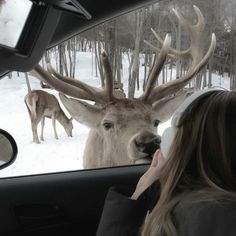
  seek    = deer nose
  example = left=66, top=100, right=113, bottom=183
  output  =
left=135, top=132, right=161, bottom=155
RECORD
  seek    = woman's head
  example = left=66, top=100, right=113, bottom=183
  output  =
left=141, top=90, right=236, bottom=236
left=166, top=90, right=236, bottom=191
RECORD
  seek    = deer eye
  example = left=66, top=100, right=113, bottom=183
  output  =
left=103, top=122, right=114, bottom=130
left=153, top=119, right=160, bottom=127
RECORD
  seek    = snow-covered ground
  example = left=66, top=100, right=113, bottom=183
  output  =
left=0, top=52, right=230, bottom=178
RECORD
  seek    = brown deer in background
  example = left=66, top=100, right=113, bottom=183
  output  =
left=24, top=90, right=73, bottom=143
left=32, top=6, right=216, bottom=167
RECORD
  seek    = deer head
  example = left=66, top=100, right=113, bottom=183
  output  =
left=32, top=6, right=216, bottom=168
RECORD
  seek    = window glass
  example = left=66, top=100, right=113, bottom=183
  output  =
left=0, top=0, right=234, bottom=177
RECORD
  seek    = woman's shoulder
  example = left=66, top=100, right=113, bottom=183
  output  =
left=175, top=189, right=236, bottom=212
left=173, top=190, right=236, bottom=236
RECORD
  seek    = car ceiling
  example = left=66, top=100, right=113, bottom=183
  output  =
left=0, top=0, right=160, bottom=78
left=49, top=0, right=160, bottom=47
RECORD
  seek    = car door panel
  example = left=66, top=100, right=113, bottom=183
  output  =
left=0, top=165, right=148, bottom=236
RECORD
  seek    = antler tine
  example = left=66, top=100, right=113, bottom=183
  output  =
left=172, top=5, right=205, bottom=63
left=101, top=51, right=116, bottom=102
left=193, top=5, right=205, bottom=30
left=47, top=63, right=98, bottom=97
left=145, top=28, right=190, bottom=60
left=33, top=64, right=107, bottom=103
left=139, top=6, right=214, bottom=104
left=172, top=8, right=192, bottom=30
left=172, top=5, right=205, bottom=31
left=144, top=33, right=175, bottom=60
left=140, top=34, right=171, bottom=101
left=147, top=33, right=216, bottom=103
left=146, top=5, right=205, bottom=61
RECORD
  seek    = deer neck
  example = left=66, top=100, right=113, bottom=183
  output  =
left=56, top=110, right=70, bottom=126
left=83, top=129, right=104, bottom=168
left=83, top=129, right=132, bottom=169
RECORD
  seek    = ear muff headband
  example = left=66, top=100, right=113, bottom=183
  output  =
left=171, top=87, right=226, bottom=127
left=160, top=126, right=177, bottom=159
left=160, top=87, right=226, bottom=159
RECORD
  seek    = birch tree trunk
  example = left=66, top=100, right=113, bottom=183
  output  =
left=128, top=10, right=144, bottom=98
left=25, top=73, right=31, bottom=92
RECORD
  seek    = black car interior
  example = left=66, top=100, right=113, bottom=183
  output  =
left=0, top=164, right=148, bottom=236
left=0, top=0, right=155, bottom=235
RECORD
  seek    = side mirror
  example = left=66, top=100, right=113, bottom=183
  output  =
left=0, top=129, right=17, bottom=170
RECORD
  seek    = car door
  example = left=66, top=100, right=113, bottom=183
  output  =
left=0, top=164, right=148, bottom=236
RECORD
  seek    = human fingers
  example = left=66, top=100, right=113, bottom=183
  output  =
left=150, top=149, right=160, bottom=167
left=157, top=151, right=165, bottom=169
left=152, top=149, right=165, bottom=168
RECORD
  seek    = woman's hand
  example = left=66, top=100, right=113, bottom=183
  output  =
left=131, top=149, right=165, bottom=200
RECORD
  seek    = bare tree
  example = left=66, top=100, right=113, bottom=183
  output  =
left=25, top=72, right=31, bottom=92
left=128, top=9, right=145, bottom=98
left=0, top=0, right=5, bottom=12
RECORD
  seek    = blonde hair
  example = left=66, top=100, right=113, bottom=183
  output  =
left=141, top=91, right=236, bottom=236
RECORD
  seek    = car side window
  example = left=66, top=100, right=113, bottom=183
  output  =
left=0, top=0, right=234, bottom=177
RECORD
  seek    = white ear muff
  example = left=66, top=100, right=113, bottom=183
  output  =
left=160, top=126, right=177, bottom=159
left=160, top=87, right=226, bottom=159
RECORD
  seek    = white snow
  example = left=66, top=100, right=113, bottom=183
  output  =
left=0, top=51, right=230, bottom=178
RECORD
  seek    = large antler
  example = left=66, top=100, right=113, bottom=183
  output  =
left=140, top=5, right=216, bottom=103
left=33, top=33, right=172, bottom=104
left=32, top=6, right=215, bottom=106
left=33, top=52, right=116, bottom=104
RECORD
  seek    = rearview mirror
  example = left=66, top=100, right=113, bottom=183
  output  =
left=0, top=129, right=17, bottom=170
left=0, top=0, right=32, bottom=48
left=0, top=0, right=91, bottom=75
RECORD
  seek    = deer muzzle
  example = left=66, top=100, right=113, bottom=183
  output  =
left=135, top=132, right=161, bottom=160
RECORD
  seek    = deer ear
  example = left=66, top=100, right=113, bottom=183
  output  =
left=152, top=91, right=190, bottom=122
left=59, top=93, right=103, bottom=128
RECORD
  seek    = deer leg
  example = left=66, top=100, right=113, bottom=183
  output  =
left=52, top=114, right=58, bottom=139
left=31, top=120, right=40, bottom=144
left=40, top=117, right=45, bottom=141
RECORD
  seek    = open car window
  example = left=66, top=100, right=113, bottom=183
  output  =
left=0, top=0, right=234, bottom=177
